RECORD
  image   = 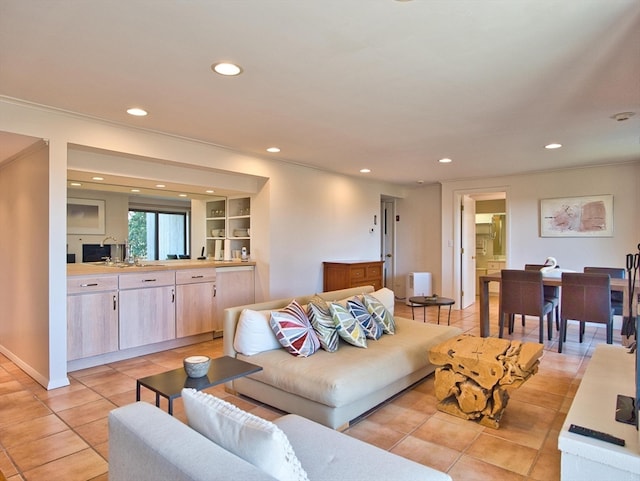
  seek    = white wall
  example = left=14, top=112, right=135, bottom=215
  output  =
left=0, top=99, right=407, bottom=386
left=440, top=164, right=640, bottom=303
left=0, top=141, right=68, bottom=388
left=394, top=183, right=443, bottom=297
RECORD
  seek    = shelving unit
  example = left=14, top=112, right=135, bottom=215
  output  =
left=205, top=196, right=251, bottom=259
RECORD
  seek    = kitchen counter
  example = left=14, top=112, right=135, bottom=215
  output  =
left=67, top=259, right=256, bottom=276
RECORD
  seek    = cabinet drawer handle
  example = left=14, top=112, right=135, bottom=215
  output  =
left=113, top=295, right=117, bottom=311
left=80, top=283, right=99, bottom=287
left=141, top=279, right=157, bottom=283
left=191, top=275, right=204, bottom=279
left=172, top=289, right=175, bottom=303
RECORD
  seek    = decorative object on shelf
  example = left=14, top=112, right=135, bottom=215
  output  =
left=540, top=194, right=613, bottom=237
left=183, top=355, right=211, bottom=378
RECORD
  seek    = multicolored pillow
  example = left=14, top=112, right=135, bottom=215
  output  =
left=347, top=297, right=382, bottom=340
left=270, top=300, right=320, bottom=357
left=363, top=293, right=396, bottom=335
left=308, top=301, right=339, bottom=352
left=328, top=302, right=367, bottom=348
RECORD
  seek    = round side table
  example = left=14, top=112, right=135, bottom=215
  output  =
left=408, top=296, right=455, bottom=325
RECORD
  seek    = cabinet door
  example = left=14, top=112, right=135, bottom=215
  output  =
left=176, top=282, right=216, bottom=337
left=67, top=291, right=119, bottom=360
left=119, top=286, right=176, bottom=349
left=215, top=268, right=255, bottom=331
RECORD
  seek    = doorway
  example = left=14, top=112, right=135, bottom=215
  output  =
left=455, top=191, right=508, bottom=308
left=380, top=197, right=395, bottom=289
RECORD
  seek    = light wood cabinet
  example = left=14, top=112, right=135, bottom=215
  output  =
left=486, top=260, right=505, bottom=294
left=118, top=271, right=176, bottom=349
left=215, top=266, right=255, bottom=332
left=176, top=268, right=217, bottom=337
left=323, top=261, right=383, bottom=291
left=67, top=275, right=119, bottom=361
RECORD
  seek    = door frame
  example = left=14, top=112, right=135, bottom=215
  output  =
left=380, top=197, right=396, bottom=289
left=452, top=189, right=508, bottom=308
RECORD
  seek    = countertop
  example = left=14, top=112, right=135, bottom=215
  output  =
left=68, top=259, right=256, bottom=276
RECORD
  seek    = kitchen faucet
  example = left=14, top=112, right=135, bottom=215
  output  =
left=100, top=235, right=118, bottom=247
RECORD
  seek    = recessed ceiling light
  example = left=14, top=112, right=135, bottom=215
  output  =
left=360, top=168, right=371, bottom=173
left=212, top=62, right=243, bottom=76
left=69, top=182, right=82, bottom=187
left=131, top=189, right=140, bottom=193
left=126, top=107, right=148, bottom=116
left=206, top=189, right=215, bottom=194
left=545, top=143, right=562, bottom=149
left=92, top=176, right=104, bottom=181
left=438, top=158, right=452, bottom=163
left=266, top=147, right=281, bottom=153
left=179, top=193, right=188, bottom=198
left=156, top=184, right=166, bottom=188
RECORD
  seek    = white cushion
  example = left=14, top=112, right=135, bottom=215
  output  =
left=371, top=287, right=395, bottom=315
left=182, top=389, right=309, bottom=481
left=233, top=309, right=282, bottom=355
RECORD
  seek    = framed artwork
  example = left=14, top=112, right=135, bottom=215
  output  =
left=540, top=194, right=613, bottom=237
left=67, top=198, right=106, bottom=234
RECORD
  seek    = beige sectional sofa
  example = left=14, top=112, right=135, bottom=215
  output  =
left=109, top=400, right=453, bottom=481
left=223, top=285, right=462, bottom=429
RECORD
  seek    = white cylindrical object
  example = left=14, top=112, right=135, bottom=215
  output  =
left=405, top=272, right=433, bottom=305
left=223, top=239, right=231, bottom=261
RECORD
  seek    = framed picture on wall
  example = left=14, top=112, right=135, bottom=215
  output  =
left=540, top=194, right=613, bottom=237
left=67, top=198, right=106, bottom=235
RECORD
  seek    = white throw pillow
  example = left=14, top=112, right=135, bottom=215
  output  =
left=233, top=308, right=282, bottom=355
left=182, top=389, right=309, bottom=481
left=371, top=287, right=395, bottom=315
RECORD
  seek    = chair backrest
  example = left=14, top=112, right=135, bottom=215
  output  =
left=561, top=272, right=612, bottom=324
left=584, top=266, right=624, bottom=303
left=524, top=263, right=559, bottom=271
left=583, top=266, right=625, bottom=279
left=500, top=269, right=546, bottom=316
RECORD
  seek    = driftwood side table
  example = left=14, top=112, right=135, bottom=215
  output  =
left=429, top=334, right=543, bottom=428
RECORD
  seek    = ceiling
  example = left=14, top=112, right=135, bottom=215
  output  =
left=1, top=0, right=639, bottom=187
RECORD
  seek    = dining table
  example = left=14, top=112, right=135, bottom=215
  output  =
left=478, top=271, right=638, bottom=338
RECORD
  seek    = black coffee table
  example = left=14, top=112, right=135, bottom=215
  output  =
left=136, top=355, right=262, bottom=415
left=409, top=296, right=455, bottom=325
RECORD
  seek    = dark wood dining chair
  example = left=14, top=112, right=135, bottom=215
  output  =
left=558, top=272, right=614, bottom=353
left=583, top=266, right=624, bottom=316
left=524, top=264, right=560, bottom=330
left=500, top=269, right=554, bottom=343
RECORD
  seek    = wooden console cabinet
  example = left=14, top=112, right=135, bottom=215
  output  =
left=323, top=260, right=383, bottom=291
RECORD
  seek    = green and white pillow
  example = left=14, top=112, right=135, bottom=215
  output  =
left=363, top=293, right=395, bottom=335
left=308, top=301, right=339, bottom=352
left=328, top=302, right=367, bottom=348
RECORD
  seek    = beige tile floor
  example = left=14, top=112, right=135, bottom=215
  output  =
left=0, top=296, right=613, bottom=481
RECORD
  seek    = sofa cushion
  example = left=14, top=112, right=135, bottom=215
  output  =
left=234, top=309, right=283, bottom=356
left=270, top=300, right=320, bottom=357
left=308, top=301, right=339, bottom=352
left=182, top=389, right=309, bottom=481
left=347, top=297, right=383, bottom=340
left=328, top=302, right=367, bottom=348
left=371, top=287, right=395, bottom=315
left=363, top=293, right=396, bottom=335
left=238, top=317, right=461, bottom=408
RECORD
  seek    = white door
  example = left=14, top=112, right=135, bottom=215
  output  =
left=460, top=195, right=476, bottom=308
left=381, top=199, right=395, bottom=288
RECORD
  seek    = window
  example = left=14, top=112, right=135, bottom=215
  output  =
left=128, top=209, right=189, bottom=260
